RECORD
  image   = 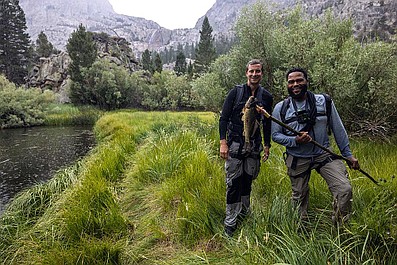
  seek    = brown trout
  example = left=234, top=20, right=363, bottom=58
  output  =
left=241, top=96, right=259, bottom=153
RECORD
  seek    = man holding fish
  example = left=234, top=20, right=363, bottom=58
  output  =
left=219, top=59, right=273, bottom=236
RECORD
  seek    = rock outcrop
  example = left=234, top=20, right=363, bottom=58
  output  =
left=27, top=52, right=71, bottom=102
left=26, top=33, right=139, bottom=102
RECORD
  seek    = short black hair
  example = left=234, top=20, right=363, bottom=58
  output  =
left=286, top=67, right=308, bottom=81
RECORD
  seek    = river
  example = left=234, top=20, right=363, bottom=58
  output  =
left=0, top=126, right=96, bottom=213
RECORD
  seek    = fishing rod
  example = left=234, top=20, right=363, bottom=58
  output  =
left=256, top=106, right=379, bottom=186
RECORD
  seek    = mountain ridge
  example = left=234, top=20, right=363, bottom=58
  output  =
left=20, top=0, right=396, bottom=58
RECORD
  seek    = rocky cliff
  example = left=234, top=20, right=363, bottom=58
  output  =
left=300, top=0, right=397, bottom=40
left=20, top=0, right=396, bottom=59
left=19, top=0, right=201, bottom=58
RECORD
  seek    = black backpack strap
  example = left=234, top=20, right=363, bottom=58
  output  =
left=256, top=86, right=263, bottom=102
left=280, top=97, right=291, bottom=123
left=232, top=85, right=244, bottom=112
left=301, top=91, right=317, bottom=132
left=280, top=93, right=333, bottom=135
left=256, top=86, right=265, bottom=119
left=228, top=85, right=245, bottom=156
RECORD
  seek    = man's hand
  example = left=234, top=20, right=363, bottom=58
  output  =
left=220, top=140, right=229, bottom=159
left=295, top=131, right=312, bottom=144
left=262, top=146, right=270, bottom=162
left=347, top=156, right=360, bottom=170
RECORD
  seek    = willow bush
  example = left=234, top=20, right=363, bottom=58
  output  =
left=0, top=75, right=55, bottom=128
left=194, top=2, right=397, bottom=137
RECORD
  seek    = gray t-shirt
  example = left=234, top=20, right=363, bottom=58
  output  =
left=271, top=94, right=353, bottom=158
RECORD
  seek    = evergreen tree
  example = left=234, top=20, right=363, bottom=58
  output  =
left=36, top=31, right=56, bottom=58
left=187, top=61, right=194, bottom=80
left=66, top=24, right=97, bottom=82
left=141, top=49, right=152, bottom=72
left=160, top=47, right=168, bottom=64
left=194, top=16, right=216, bottom=74
left=176, top=43, right=184, bottom=53
left=174, top=51, right=187, bottom=76
left=0, top=0, right=31, bottom=85
left=152, top=52, right=163, bottom=73
left=168, top=46, right=176, bottom=62
left=66, top=24, right=97, bottom=104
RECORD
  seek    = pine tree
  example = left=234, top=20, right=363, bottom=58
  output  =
left=187, top=61, right=194, bottom=80
left=194, top=16, right=216, bottom=74
left=160, top=47, right=168, bottom=64
left=66, top=24, right=97, bottom=104
left=36, top=31, right=56, bottom=58
left=152, top=52, right=162, bottom=73
left=141, top=49, right=152, bottom=72
left=0, top=0, right=31, bottom=85
left=66, top=24, right=97, bottom=82
left=168, top=46, right=176, bottom=62
left=174, top=51, right=186, bottom=76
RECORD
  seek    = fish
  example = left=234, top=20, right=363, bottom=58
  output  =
left=241, top=96, right=259, bottom=154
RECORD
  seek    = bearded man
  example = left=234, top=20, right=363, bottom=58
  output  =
left=271, top=67, right=359, bottom=225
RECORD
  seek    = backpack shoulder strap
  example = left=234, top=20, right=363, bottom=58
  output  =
left=232, top=85, right=244, bottom=111
left=256, top=86, right=264, bottom=102
left=322, top=93, right=332, bottom=117
left=280, top=97, right=291, bottom=123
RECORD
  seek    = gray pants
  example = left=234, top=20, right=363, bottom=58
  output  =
left=224, top=141, right=262, bottom=228
left=286, top=153, right=352, bottom=223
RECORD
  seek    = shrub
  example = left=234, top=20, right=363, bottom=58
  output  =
left=0, top=75, right=55, bottom=128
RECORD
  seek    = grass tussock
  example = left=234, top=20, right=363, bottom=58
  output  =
left=1, top=110, right=396, bottom=264
left=44, top=104, right=103, bottom=126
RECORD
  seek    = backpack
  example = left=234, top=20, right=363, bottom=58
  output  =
left=280, top=93, right=332, bottom=135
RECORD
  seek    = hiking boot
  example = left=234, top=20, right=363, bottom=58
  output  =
left=224, top=225, right=236, bottom=237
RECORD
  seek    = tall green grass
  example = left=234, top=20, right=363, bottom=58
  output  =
left=1, top=110, right=395, bottom=264
left=119, top=113, right=397, bottom=264
left=44, top=104, right=103, bottom=126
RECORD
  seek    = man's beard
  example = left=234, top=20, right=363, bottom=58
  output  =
left=288, top=84, right=308, bottom=99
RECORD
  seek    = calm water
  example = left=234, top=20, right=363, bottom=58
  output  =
left=0, top=126, right=96, bottom=212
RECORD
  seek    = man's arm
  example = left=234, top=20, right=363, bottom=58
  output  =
left=328, top=101, right=360, bottom=169
left=219, top=88, right=236, bottom=159
left=328, top=101, right=353, bottom=158
left=271, top=102, right=299, bottom=147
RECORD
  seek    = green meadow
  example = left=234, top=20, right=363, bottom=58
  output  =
left=0, top=111, right=396, bottom=264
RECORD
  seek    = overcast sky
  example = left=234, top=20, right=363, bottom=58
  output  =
left=107, top=0, right=217, bottom=30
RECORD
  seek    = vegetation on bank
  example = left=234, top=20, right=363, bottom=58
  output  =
left=44, top=104, right=104, bottom=126
left=0, top=75, right=54, bottom=128
left=0, top=74, right=103, bottom=128
left=1, top=2, right=397, bottom=137
left=0, top=111, right=396, bottom=264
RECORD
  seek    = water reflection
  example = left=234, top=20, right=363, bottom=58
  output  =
left=0, top=126, right=96, bottom=212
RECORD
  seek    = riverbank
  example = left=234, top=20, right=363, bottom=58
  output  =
left=1, top=110, right=396, bottom=264
left=43, top=104, right=104, bottom=126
